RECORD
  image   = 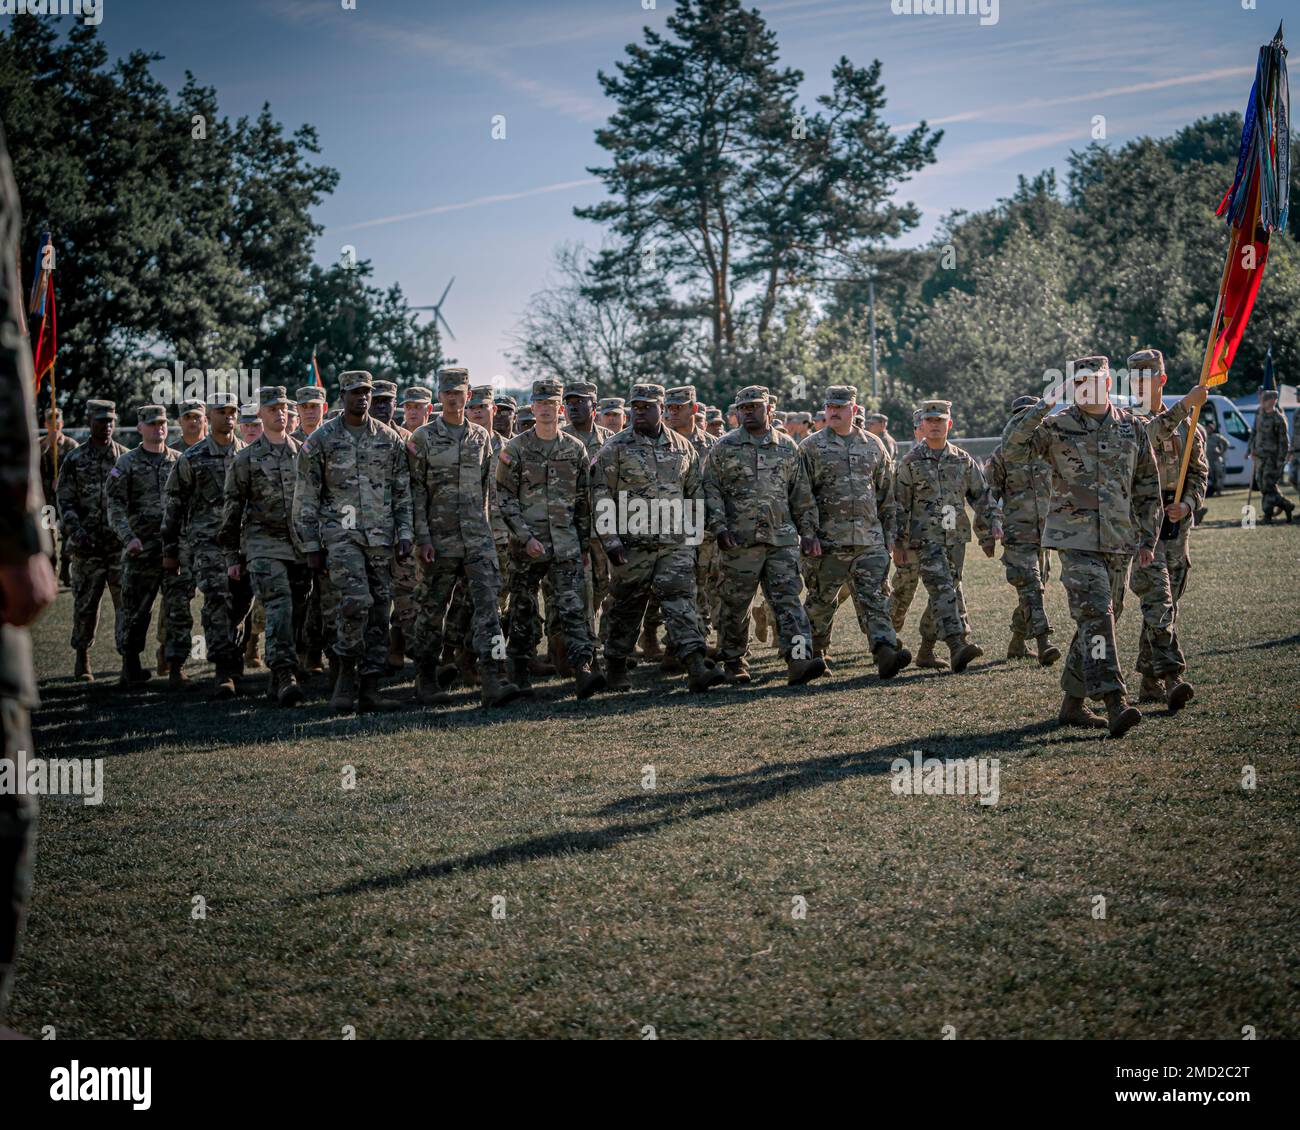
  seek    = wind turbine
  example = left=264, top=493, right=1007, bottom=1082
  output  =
left=412, top=276, right=456, bottom=341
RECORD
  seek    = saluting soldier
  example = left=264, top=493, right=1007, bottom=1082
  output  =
left=220, top=385, right=310, bottom=706
left=592, top=383, right=723, bottom=693
left=293, top=370, right=413, bottom=714
left=162, top=391, right=251, bottom=695
left=105, top=405, right=183, bottom=685
left=1127, top=350, right=1209, bottom=713
left=891, top=400, right=998, bottom=674
left=1003, top=356, right=1161, bottom=738
left=58, top=400, right=125, bottom=682
left=986, top=395, right=1060, bottom=666
left=703, top=384, right=824, bottom=687
left=800, top=385, right=910, bottom=678
left=407, top=368, right=519, bottom=708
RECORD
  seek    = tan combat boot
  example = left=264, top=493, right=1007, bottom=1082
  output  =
left=481, top=661, right=522, bottom=708
left=638, top=626, right=663, bottom=661
left=75, top=649, right=93, bottom=683
left=357, top=672, right=399, bottom=712
left=723, top=657, right=751, bottom=685
left=687, top=652, right=727, bottom=693
left=1103, top=691, right=1142, bottom=738
left=1164, top=675, right=1194, bottom=714
left=1058, top=694, right=1107, bottom=729
left=915, top=640, right=947, bottom=669
left=785, top=654, right=827, bottom=686
left=244, top=632, right=263, bottom=670
left=1006, top=632, right=1029, bottom=659
left=1035, top=634, right=1061, bottom=667
left=168, top=658, right=189, bottom=690
left=1138, top=675, right=1165, bottom=704
left=946, top=636, right=983, bottom=674
left=872, top=642, right=912, bottom=679
left=330, top=659, right=359, bottom=713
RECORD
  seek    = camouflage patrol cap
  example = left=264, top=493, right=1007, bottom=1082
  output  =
left=597, top=397, right=625, bottom=412
left=1011, top=395, right=1039, bottom=413
left=137, top=404, right=167, bottom=425
left=1126, top=349, right=1165, bottom=376
left=516, top=405, right=535, bottom=424
left=371, top=379, right=398, bottom=399
left=824, top=385, right=858, bottom=406
left=87, top=399, right=116, bottom=420
left=494, top=394, right=518, bottom=411
left=257, top=385, right=292, bottom=407
left=339, top=370, right=374, bottom=392
left=1260, top=388, right=1279, bottom=401
left=664, top=385, right=698, bottom=406
left=295, top=385, right=327, bottom=405
left=787, top=411, right=811, bottom=425
left=735, top=385, right=769, bottom=406
left=206, top=392, right=238, bottom=410
left=531, top=378, right=563, bottom=403
left=401, top=385, right=432, bottom=404
left=628, top=383, right=665, bottom=404
left=705, top=407, right=723, bottom=422
left=468, top=385, right=495, bottom=407
left=1068, top=355, right=1110, bottom=382
left=564, top=380, right=598, bottom=400
left=180, top=399, right=205, bottom=418
left=919, top=399, right=951, bottom=420
left=239, top=403, right=260, bottom=422
left=437, top=367, right=470, bottom=393
left=864, top=412, right=888, bottom=425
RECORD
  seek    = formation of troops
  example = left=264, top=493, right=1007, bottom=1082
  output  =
left=38, top=341, right=1298, bottom=741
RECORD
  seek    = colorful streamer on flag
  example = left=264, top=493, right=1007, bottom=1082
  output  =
left=311, top=347, right=323, bottom=388
left=29, top=231, right=57, bottom=391
left=1204, top=23, right=1290, bottom=387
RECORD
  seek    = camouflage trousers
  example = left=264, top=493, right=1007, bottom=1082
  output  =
left=446, top=542, right=511, bottom=653
left=0, top=697, right=36, bottom=1024
left=717, top=543, right=814, bottom=661
left=1003, top=542, right=1052, bottom=640
left=415, top=553, right=505, bottom=667
left=1129, top=532, right=1190, bottom=679
left=325, top=542, right=394, bottom=676
left=912, top=541, right=969, bottom=644
left=247, top=558, right=311, bottom=672
left=192, top=546, right=254, bottom=669
left=804, top=544, right=897, bottom=651
left=159, top=548, right=196, bottom=663
left=509, top=552, right=593, bottom=667
left=1059, top=548, right=1130, bottom=701
left=68, top=550, right=122, bottom=651
left=889, top=548, right=920, bottom=633
left=1258, top=457, right=1289, bottom=516
left=391, top=547, right=421, bottom=638
left=695, top=536, right=718, bottom=636
left=605, top=544, right=705, bottom=661
left=118, top=547, right=191, bottom=659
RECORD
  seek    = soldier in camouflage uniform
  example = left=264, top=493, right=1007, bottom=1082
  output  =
left=105, top=406, right=183, bottom=685
left=176, top=398, right=208, bottom=451
left=592, top=383, right=723, bottom=693
left=800, top=385, right=910, bottom=678
left=864, top=412, right=897, bottom=461
left=162, top=392, right=251, bottom=695
left=220, top=386, right=309, bottom=706
left=664, top=384, right=718, bottom=664
left=888, top=412, right=925, bottom=632
left=1004, top=356, right=1161, bottom=738
left=1249, top=389, right=1293, bottom=522
left=704, top=385, right=825, bottom=687
left=493, top=394, right=517, bottom=441
left=58, top=400, right=125, bottom=682
left=39, top=406, right=76, bottom=585
left=497, top=379, right=605, bottom=699
left=597, top=396, right=626, bottom=434
left=1127, top=350, right=1209, bottom=712
left=891, top=400, right=998, bottom=674
left=986, top=395, right=1061, bottom=666
left=560, top=380, right=613, bottom=659
left=238, top=403, right=263, bottom=445
left=293, top=370, right=414, bottom=714
left=401, top=384, right=433, bottom=433
left=705, top=406, right=724, bottom=439
left=289, top=385, right=327, bottom=673
left=515, top=404, right=535, bottom=434
left=1203, top=416, right=1228, bottom=496
left=407, top=368, right=519, bottom=708
left=0, top=122, right=58, bottom=1027
left=154, top=396, right=208, bottom=676
left=369, top=379, right=418, bottom=672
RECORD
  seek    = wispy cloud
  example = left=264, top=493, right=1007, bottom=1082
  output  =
left=330, top=178, right=601, bottom=234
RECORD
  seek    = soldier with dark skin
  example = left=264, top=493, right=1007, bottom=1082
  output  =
left=493, top=395, right=517, bottom=440
left=58, top=401, right=125, bottom=681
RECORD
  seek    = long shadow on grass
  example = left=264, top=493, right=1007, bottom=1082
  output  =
left=308, top=718, right=1071, bottom=900
left=1197, top=632, right=1300, bottom=657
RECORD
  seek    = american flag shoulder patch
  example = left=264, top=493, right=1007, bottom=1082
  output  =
left=499, top=449, right=513, bottom=465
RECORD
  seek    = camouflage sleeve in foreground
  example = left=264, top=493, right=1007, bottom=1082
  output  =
left=407, top=431, right=431, bottom=546
left=104, top=451, right=136, bottom=546
left=496, top=437, right=534, bottom=545
left=875, top=450, right=897, bottom=551
left=292, top=440, right=324, bottom=554
left=218, top=451, right=251, bottom=565
left=985, top=447, right=1006, bottom=505
left=589, top=440, right=620, bottom=550
left=965, top=454, right=998, bottom=545
left=574, top=450, right=591, bottom=547
left=1182, top=424, right=1209, bottom=514
left=160, top=457, right=191, bottom=558
left=787, top=445, right=819, bottom=540
left=1002, top=398, right=1051, bottom=460
left=701, top=446, right=726, bottom=536
left=391, top=436, right=413, bottom=544
left=890, top=455, right=912, bottom=547
left=1132, top=426, right=1162, bottom=553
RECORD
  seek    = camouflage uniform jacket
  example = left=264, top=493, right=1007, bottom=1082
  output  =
left=407, top=416, right=496, bottom=558
left=704, top=426, right=816, bottom=548
left=592, top=424, right=701, bottom=551
left=57, top=439, right=126, bottom=550
left=293, top=414, right=413, bottom=554
left=106, top=445, right=181, bottom=551
left=1003, top=401, right=1160, bottom=555
left=220, top=433, right=303, bottom=565
left=893, top=441, right=998, bottom=550
left=1248, top=407, right=1289, bottom=460
left=799, top=426, right=894, bottom=549
left=497, top=428, right=591, bottom=560
left=563, top=422, right=613, bottom=463
left=985, top=438, right=1051, bottom=547
left=39, top=433, right=78, bottom=510
left=162, top=434, right=244, bottom=558
left=1139, top=399, right=1208, bottom=513
left=486, top=431, right=510, bottom=547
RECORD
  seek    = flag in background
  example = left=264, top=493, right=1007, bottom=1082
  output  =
left=1260, top=342, right=1276, bottom=393
left=27, top=230, right=52, bottom=318
left=33, top=282, right=56, bottom=391
left=29, top=231, right=57, bottom=391
left=1206, top=23, right=1290, bottom=386
left=311, top=346, right=323, bottom=388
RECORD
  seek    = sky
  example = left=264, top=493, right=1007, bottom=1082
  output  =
left=73, top=0, right=1290, bottom=386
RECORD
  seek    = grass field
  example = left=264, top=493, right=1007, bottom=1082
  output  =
left=10, top=489, right=1300, bottom=1039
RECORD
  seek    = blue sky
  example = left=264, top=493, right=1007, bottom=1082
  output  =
left=83, top=0, right=1288, bottom=384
